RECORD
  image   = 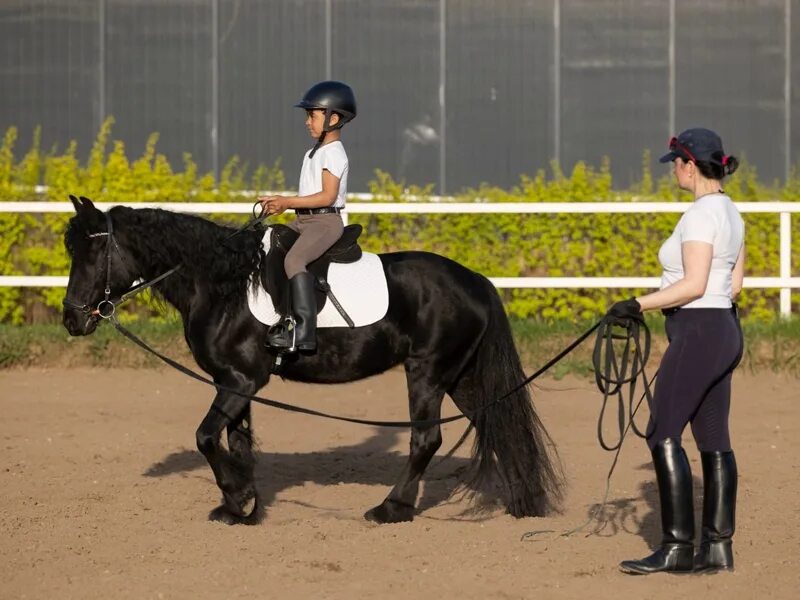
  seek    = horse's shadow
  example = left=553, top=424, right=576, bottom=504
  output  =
left=585, top=461, right=705, bottom=546
left=143, top=428, right=477, bottom=521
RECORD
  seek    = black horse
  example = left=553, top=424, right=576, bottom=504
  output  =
left=62, top=196, right=563, bottom=524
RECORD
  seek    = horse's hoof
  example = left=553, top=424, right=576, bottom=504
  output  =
left=223, top=486, right=257, bottom=517
left=211, top=488, right=261, bottom=525
left=364, top=500, right=415, bottom=524
left=208, top=505, right=240, bottom=525
left=208, top=502, right=261, bottom=526
left=242, top=496, right=257, bottom=518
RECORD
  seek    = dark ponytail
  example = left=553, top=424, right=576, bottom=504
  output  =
left=696, top=151, right=739, bottom=180
left=722, top=154, right=739, bottom=176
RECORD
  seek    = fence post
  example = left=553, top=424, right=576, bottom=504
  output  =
left=780, top=211, right=792, bottom=317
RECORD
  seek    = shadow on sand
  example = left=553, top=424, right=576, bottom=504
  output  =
left=145, top=434, right=709, bottom=538
left=583, top=460, right=706, bottom=548
left=143, top=427, right=492, bottom=522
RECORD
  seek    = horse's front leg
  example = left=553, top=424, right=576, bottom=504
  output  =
left=196, top=389, right=258, bottom=524
left=226, top=404, right=257, bottom=513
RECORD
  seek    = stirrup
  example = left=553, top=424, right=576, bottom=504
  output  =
left=266, top=316, right=297, bottom=352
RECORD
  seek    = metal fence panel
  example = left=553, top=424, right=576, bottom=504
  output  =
left=0, top=0, right=99, bottom=156
left=218, top=0, right=326, bottom=190
left=445, top=0, right=555, bottom=191
left=792, top=0, right=799, bottom=173
left=332, top=0, right=441, bottom=192
left=675, top=0, right=786, bottom=183
left=105, top=0, right=212, bottom=171
left=560, top=0, right=670, bottom=186
left=1, top=0, right=798, bottom=193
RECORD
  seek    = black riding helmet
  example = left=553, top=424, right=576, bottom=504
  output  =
left=295, top=80, right=357, bottom=128
left=296, top=81, right=356, bottom=158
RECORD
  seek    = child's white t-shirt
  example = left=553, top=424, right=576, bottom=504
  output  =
left=298, top=141, right=349, bottom=208
left=657, top=193, right=744, bottom=308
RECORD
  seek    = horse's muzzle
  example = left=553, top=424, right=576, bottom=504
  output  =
left=62, top=308, right=99, bottom=336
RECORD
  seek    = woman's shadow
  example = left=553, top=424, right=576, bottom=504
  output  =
left=586, top=461, right=704, bottom=547
left=142, top=428, right=474, bottom=521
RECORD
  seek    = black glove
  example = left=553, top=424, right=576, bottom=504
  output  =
left=607, top=297, right=643, bottom=322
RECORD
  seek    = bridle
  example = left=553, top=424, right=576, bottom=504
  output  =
left=62, top=211, right=180, bottom=320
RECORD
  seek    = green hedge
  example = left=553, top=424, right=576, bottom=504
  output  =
left=1, top=119, right=799, bottom=324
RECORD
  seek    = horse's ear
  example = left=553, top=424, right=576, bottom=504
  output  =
left=69, top=195, right=100, bottom=215
left=78, top=196, right=97, bottom=210
left=69, top=195, right=103, bottom=228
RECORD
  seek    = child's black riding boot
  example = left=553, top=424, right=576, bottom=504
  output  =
left=694, top=450, right=737, bottom=573
left=267, top=272, right=317, bottom=351
left=620, top=438, right=695, bottom=575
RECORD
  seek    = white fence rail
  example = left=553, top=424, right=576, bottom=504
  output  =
left=1, top=200, right=797, bottom=316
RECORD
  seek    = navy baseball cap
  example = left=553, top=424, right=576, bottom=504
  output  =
left=659, top=128, right=726, bottom=164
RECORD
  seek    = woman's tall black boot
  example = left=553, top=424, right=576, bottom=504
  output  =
left=620, top=438, right=695, bottom=575
left=694, top=450, right=737, bottom=573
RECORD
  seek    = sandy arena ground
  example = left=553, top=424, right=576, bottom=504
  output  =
left=1, top=366, right=798, bottom=599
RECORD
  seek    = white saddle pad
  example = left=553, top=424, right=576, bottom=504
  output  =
left=247, top=228, right=389, bottom=329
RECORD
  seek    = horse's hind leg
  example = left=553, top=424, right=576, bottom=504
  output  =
left=196, top=391, right=258, bottom=523
left=364, top=360, right=444, bottom=524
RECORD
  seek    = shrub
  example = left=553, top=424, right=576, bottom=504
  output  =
left=1, top=121, right=797, bottom=324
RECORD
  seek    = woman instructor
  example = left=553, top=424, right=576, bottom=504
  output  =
left=609, top=128, right=744, bottom=575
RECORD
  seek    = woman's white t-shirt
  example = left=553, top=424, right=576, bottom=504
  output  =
left=657, top=193, right=744, bottom=309
left=298, top=141, right=349, bottom=208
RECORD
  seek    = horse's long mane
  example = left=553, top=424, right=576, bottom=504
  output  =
left=110, top=207, right=265, bottom=308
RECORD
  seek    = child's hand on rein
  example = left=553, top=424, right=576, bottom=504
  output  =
left=257, top=195, right=290, bottom=216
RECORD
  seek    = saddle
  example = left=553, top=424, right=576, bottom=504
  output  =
left=261, top=224, right=363, bottom=316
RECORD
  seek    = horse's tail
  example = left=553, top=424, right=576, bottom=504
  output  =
left=451, top=285, right=564, bottom=517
